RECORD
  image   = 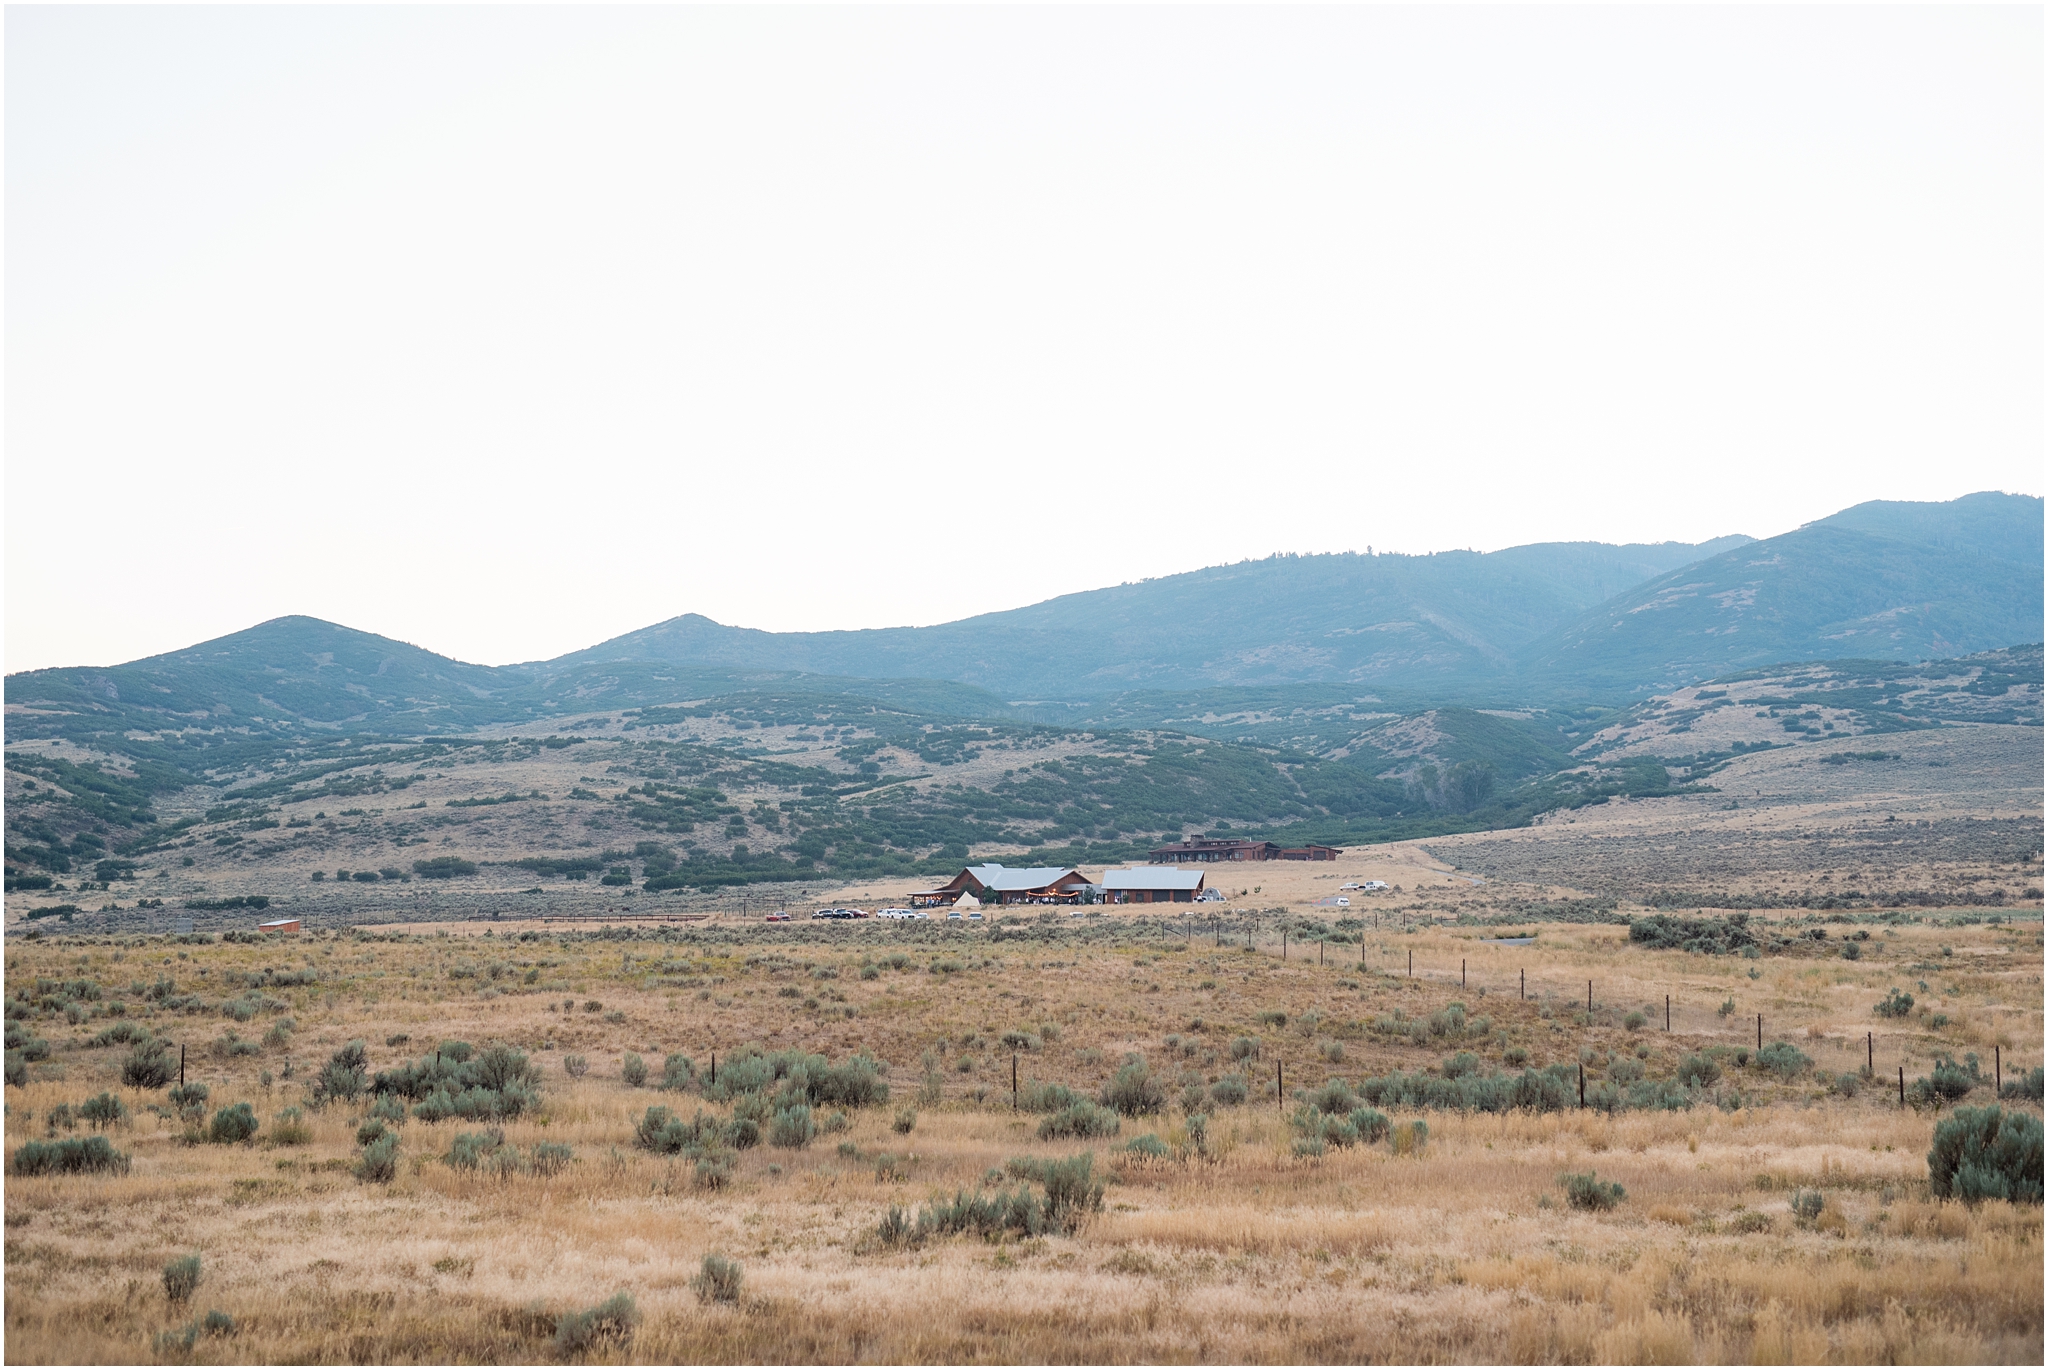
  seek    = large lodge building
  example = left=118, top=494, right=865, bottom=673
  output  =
left=1146, top=838, right=1344, bottom=863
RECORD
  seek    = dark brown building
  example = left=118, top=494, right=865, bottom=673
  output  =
left=1277, top=845, right=1344, bottom=861
left=1146, top=838, right=1281, bottom=864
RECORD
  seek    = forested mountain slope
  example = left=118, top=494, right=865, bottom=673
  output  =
left=553, top=537, right=1753, bottom=696
left=1521, top=492, right=2042, bottom=694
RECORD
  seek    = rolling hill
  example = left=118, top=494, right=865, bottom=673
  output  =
left=1522, top=492, right=2043, bottom=695
left=550, top=536, right=1755, bottom=697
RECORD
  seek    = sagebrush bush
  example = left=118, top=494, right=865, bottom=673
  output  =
left=1561, top=1171, right=1626, bottom=1210
left=1676, top=1054, right=1721, bottom=1088
left=2001, top=1067, right=2046, bottom=1103
left=620, top=1053, right=649, bottom=1087
left=1755, top=1041, right=1812, bottom=1079
left=270, top=1107, right=312, bottom=1146
left=531, top=1142, right=574, bottom=1177
left=770, top=1104, right=817, bottom=1149
left=693, top=1152, right=735, bottom=1189
left=661, top=1053, right=696, bottom=1090
left=380, top=1042, right=541, bottom=1122
left=693, top=1254, right=744, bottom=1305
left=1911, top=1054, right=1986, bottom=1109
left=1791, top=1188, right=1825, bottom=1223
left=1209, top=1073, right=1249, bottom=1106
left=892, top=1108, right=916, bottom=1135
left=11, top=1135, right=130, bottom=1176
left=120, top=1041, right=175, bottom=1090
left=448, top=1127, right=507, bottom=1170
left=79, top=1092, right=128, bottom=1130
left=555, top=1291, right=641, bottom=1351
left=1928, top=1105, right=2044, bottom=1204
left=1100, top=1058, right=1165, bottom=1116
left=208, top=1103, right=258, bottom=1145
left=562, top=1054, right=588, bottom=1079
left=1038, top=1100, right=1121, bottom=1141
left=1125, top=1132, right=1169, bottom=1158
left=355, top=1132, right=400, bottom=1183
left=1228, top=1036, right=1260, bottom=1062
left=1017, top=1080, right=1083, bottom=1112
left=162, top=1254, right=201, bottom=1305
left=313, top=1040, right=369, bottom=1105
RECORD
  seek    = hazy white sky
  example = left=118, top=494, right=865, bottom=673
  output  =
left=7, top=7, right=2041, bottom=672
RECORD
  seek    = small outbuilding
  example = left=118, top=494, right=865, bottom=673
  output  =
left=257, top=917, right=302, bottom=934
left=1277, top=845, right=1344, bottom=861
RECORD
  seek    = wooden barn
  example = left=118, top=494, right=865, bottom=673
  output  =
left=1102, top=866, right=1206, bottom=904
left=1277, top=845, right=1344, bottom=861
left=906, top=864, right=1091, bottom=908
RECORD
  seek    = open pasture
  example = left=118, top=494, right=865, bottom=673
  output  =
left=4, top=895, right=2041, bottom=1363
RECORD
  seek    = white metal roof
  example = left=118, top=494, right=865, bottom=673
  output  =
left=966, top=864, right=1083, bottom=892
left=1102, top=866, right=1206, bottom=891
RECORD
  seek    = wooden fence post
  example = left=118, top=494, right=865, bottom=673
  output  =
left=1013, top=1053, right=1019, bottom=1110
left=1587, top=980, right=1592, bottom=1013
left=710, top=1052, right=716, bottom=1086
left=1665, top=995, right=1670, bottom=1031
left=179, top=1044, right=186, bottom=1089
left=1578, top=1063, right=1585, bottom=1109
left=1276, top=1060, right=1284, bottom=1108
left=1867, top=1032, right=1873, bottom=1075
left=1995, top=1045, right=2001, bottom=1095
left=1520, top=968, right=1524, bottom=1001
left=1408, top=950, right=1413, bottom=978
left=1461, top=958, right=1466, bottom=987
left=1898, top=1066, right=1905, bottom=1108
left=1757, top=1014, right=1763, bottom=1050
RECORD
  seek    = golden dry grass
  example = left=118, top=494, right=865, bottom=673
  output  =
left=4, top=906, right=2041, bottom=1364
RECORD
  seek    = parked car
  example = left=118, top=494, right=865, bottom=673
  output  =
left=812, top=908, right=862, bottom=920
left=876, top=908, right=924, bottom=920
left=764, top=911, right=792, bottom=922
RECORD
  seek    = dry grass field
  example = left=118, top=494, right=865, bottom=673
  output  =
left=4, top=877, right=2041, bottom=1364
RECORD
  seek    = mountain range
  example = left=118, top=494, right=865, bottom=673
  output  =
left=4, top=491, right=2039, bottom=894
left=5, top=492, right=2037, bottom=748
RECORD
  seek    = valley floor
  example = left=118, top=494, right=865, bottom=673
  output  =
left=4, top=903, right=2041, bottom=1364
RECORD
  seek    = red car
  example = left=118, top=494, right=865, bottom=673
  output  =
left=763, top=911, right=792, bottom=922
